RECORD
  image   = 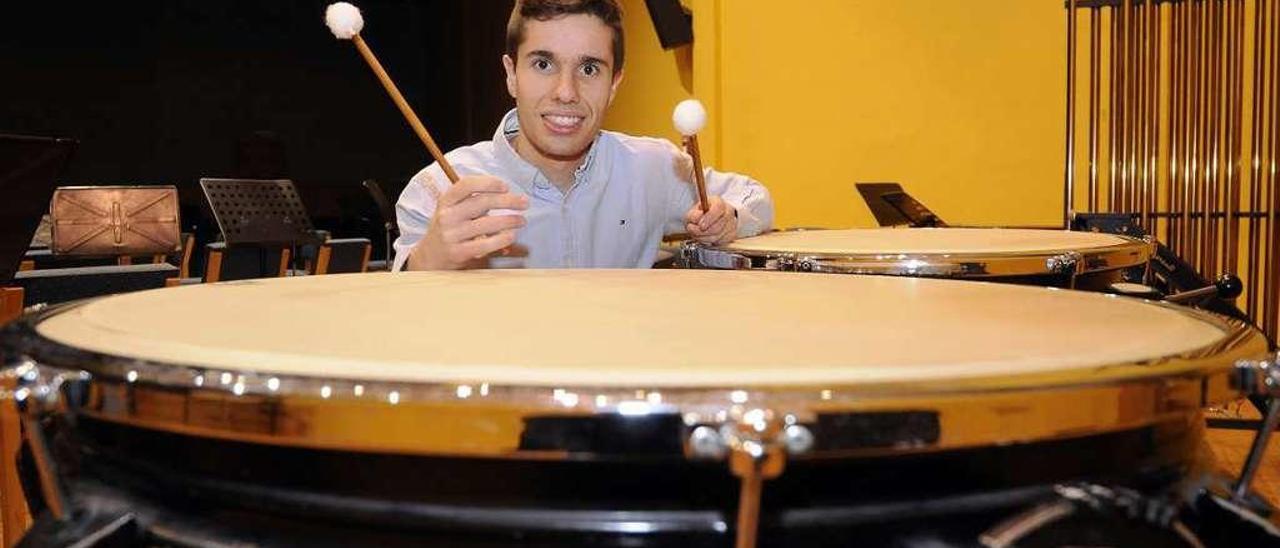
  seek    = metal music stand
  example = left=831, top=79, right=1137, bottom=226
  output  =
left=199, top=178, right=322, bottom=279
left=855, top=183, right=948, bottom=228
left=199, top=178, right=320, bottom=247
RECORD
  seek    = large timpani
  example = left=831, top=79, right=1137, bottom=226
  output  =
left=682, top=228, right=1154, bottom=290
left=0, top=271, right=1270, bottom=546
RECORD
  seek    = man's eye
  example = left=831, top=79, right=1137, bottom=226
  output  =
left=580, top=63, right=599, bottom=77
left=533, top=59, right=552, bottom=71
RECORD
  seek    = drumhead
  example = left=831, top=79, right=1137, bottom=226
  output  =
left=31, top=270, right=1241, bottom=388
left=722, top=228, right=1139, bottom=255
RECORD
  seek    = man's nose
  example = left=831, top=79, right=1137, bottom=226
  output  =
left=554, top=71, right=579, bottom=103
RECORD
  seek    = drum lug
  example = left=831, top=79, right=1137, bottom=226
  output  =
left=726, top=408, right=787, bottom=548
left=687, top=425, right=727, bottom=459
left=685, top=418, right=814, bottom=460
left=1228, top=352, right=1280, bottom=506
left=1046, top=251, right=1085, bottom=277
left=684, top=243, right=752, bottom=270
left=1230, top=353, right=1280, bottom=397
left=1, top=358, right=83, bottom=521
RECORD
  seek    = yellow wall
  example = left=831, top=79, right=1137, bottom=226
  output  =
left=607, top=0, right=1068, bottom=229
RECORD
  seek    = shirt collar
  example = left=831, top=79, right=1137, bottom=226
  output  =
left=492, top=109, right=603, bottom=192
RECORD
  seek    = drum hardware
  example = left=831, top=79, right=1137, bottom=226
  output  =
left=1228, top=352, right=1280, bottom=506
left=1075, top=213, right=1255, bottom=325
left=685, top=410, right=817, bottom=548
left=681, top=228, right=1153, bottom=290
left=3, top=359, right=72, bottom=521
left=1045, top=251, right=1085, bottom=286
left=679, top=243, right=753, bottom=270
left=980, top=483, right=1205, bottom=548
left=2, top=271, right=1274, bottom=546
left=1165, top=274, right=1246, bottom=306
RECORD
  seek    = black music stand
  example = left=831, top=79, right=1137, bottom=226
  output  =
left=0, top=134, right=78, bottom=284
left=199, top=178, right=322, bottom=279
left=855, top=183, right=948, bottom=228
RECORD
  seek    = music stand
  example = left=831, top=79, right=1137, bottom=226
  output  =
left=855, top=183, right=948, bottom=228
left=200, top=178, right=321, bottom=247
left=0, top=134, right=78, bottom=284
left=200, top=178, right=322, bottom=280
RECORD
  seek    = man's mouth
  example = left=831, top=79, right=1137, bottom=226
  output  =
left=542, top=113, right=585, bottom=134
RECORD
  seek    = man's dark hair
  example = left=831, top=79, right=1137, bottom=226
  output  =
left=506, top=0, right=625, bottom=74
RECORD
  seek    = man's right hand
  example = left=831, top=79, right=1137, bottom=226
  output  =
left=405, top=175, right=529, bottom=270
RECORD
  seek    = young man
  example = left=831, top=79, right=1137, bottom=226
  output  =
left=393, top=0, right=773, bottom=271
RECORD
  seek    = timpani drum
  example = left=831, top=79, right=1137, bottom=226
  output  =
left=681, top=228, right=1155, bottom=290
left=0, top=271, right=1272, bottom=547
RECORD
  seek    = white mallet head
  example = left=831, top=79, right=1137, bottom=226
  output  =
left=672, top=99, right=707, bottom=137
left=325, top=2, right=364, bottom=40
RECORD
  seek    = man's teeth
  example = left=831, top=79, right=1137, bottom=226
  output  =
left=546, top=115, right=583, bottom=126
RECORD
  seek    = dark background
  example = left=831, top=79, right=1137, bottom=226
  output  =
left=1, top=0, right=517, bottom=265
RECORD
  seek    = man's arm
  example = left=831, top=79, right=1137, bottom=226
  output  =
left=663, top=145, right=775, bottom=242
left=393, top=167, right=527, bottom=271
left=702, top=167, right=774, bottom=238
left=391, top=169, right=439, bottom=271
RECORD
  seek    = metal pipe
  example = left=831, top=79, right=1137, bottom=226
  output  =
left=1111, top=4, right=1122, bottom=212
left=1266, top=0, right=1280, bottom=339
left=1233, top=396, right=1280, bottom=502
left=1225, top=0, right=1242, bottom=272
left=1090, top=7, right=1102, bottom=212
left=1136, top=0, right=1146, bottom=213
left=1138, top=0, right=1150, bottom=228
left=1183, top=0, right=1196, bottom=262
left=1169, top=0, right=1183, bottom=249
left=1248, top=0, right=1266, bottom=319
left=1208, top=0, right=1223, bottom=274
left=1067, top=0, right=1080, bottom=227
left=1149, top=0, right=1162, bottom=236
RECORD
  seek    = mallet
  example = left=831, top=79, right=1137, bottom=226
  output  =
left=673, top=99, right=710, bottom=213
left=326, top=2, right=459, bottom=183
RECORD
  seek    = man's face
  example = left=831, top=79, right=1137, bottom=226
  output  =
left=503, top=14, right=623, bottom=163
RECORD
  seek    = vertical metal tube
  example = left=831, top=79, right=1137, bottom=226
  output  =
left=1170, top=1, right=1183, bottom=249
left=1090, top=7, right=1102, bottom=213
left=1138, top=0, right=1150, bottom=228
left=1266, top=0, right=1280, bottom=340
left=1225, top=0, right=1242, bottom=273
left=1122, top=1, right=1132, bottom=212
left=1183, top=0, right=1196, bottom=260
left=1136, top=0, right=1146, bottom=213
left=1066, top=0, right=1079, bottom=227
left=1149, top=0, right=1162, bottom=236
left=1195, top=0, right=1208, bottom=270
left=1209, top=0, right=1223, bottom=274
left=1248, top=0, right=1266, bottom=320
left=1112, top=3, right=1122, bottom=212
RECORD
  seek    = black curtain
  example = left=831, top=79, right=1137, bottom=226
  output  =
left=1, top=0, right=515, bottom=263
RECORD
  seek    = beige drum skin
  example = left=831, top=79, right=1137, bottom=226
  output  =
left=36, top=270, right=1225, bottom=388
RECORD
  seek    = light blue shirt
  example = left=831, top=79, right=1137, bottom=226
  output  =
left=393, top=110, right=773, bottom=270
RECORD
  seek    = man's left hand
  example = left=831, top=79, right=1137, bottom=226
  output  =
left=685, top=196, right=738, bottom=245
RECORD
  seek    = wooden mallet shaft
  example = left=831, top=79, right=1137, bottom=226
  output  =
left=350, top=34, right=459, bottom=183
left=683, top=135, right=711, bottom=213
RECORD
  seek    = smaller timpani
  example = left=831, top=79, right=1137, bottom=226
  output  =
left=681, top=227, right=1154, bottom=290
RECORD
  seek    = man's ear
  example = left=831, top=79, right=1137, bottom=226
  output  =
left=607, top=69, right=624, bottom=106
left=502, top=54, right=518, bottom=99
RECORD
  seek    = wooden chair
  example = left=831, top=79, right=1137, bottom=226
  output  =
left=310, top=238, right=372, bottom=275
left=203, top=243, right=291, bottom=283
